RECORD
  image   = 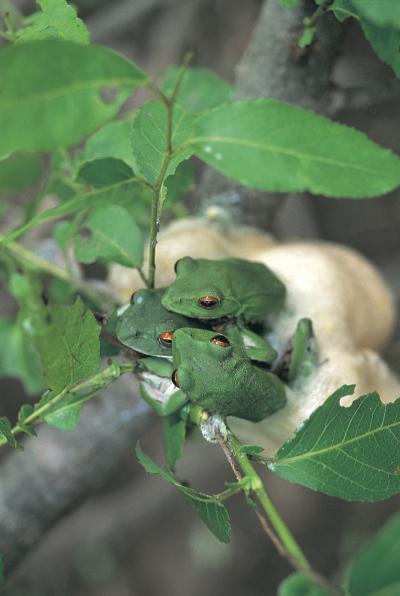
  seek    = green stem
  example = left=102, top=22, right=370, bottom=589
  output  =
left=1, top=176, right=148, bottom=245
left=227, top=432, right=309, bottom=570
left=0, top=235, right=109, bottom=309
left=220, top=430, right=339, bottom=594
left=0, top=361, right=135, bottom=447
left=3, top=12, right=16, bottom=41
left=146, top=52, right=193, bottom=288
left=137, top=267, right=150, bottom=288
left=214, top=486, right=244, bottom=502
left=304, top=0, right=334, bottom=29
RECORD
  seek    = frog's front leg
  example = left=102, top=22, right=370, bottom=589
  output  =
left=274, top=318, right=318, bottom=385
left=287, top=318, right=318, bottom=384
left=223, top=321, right=277, bottom=364
left=139, top=357, right=187, bottom=417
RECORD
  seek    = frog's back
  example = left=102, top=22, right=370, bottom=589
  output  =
left=221, top=258, right=286, bottom=321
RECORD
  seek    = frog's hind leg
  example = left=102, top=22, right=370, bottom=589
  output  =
left=287, top=318, right=318, bottom=385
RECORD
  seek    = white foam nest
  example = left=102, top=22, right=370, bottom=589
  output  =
left=108, top=217, right=400, bottom=456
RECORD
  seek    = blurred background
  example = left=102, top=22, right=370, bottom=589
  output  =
left=1, top=0, right=400, bottom=594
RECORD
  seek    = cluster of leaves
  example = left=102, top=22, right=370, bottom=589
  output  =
left=1, top=0, right=400, bottom=591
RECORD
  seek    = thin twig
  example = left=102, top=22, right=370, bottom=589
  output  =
left=147, top=52, right=193, bottom=288
left=304, top=0, right=335, bottom=30
left=137, top=267, right=151, bottom=288
left=216, top=433, right=243, bottom=482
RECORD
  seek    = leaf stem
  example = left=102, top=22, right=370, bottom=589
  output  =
left=0, top=235, right=110, bottom=309
left=304, top=0, right=334, bottom=29
left=0, top=361, right=135, bottom=447
left=227, top=431, right=308, bottom=568
left=137, top=267, right=150, bottom=288
left=217, top=429, right=337, bottom=594
left=1, top=176, right=150, bottom=245
left=146, top=52, right=193, bottom=288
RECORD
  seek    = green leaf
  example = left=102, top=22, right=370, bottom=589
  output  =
left=130, top=100, right=194, bottom=186
left=0, top=318, right=43, bottom=394
left=77, top=158, right=134, bottom=187
left=330, top=1, right=400, bottom=78
left=190, top=100, right=400, bottom=198
left=38, top=391, right=82, bottom=430
left=0, top=39, right=147, bottom=158
left=15, top=422, right=37, bottom=437
left=0, top=417, right=22, bottom=450
left=239, top=444, right=264, bottom=457
left=298, top=27, right=316, bottom=48
left=330, top=0, right=358, bottom=22
left=82, top=119, right=135, bottom=168
left=350, top=0, right=400, bottom=29
left=271, top=385, right=400, bottom=502
left=0, top=154, right=43, bottom=191
left=346, top=514, right=400, bottom=595
left=278, top=572, right=329, bottom=595
left=162, top=67, right=234, bottom=112
left=0, top=555, right=4, bottom=584
left=135, top=443, right=231, bottom=543
left=74, top=205, right=143, bottom=267
left=35, top=298, right=100, bottom=393
left=16, top=0, right=90, bottom=44
left=163, top=414, right=186, bottom=469
left=164, top=160, right=195, bottom=203
left=360, top=20, right=400, bottom=79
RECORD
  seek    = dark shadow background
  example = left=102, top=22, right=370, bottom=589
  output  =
left=1, top=1, right=400, bottom=595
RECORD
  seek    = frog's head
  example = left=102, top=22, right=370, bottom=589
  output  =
left=171, top=327, right=237, bottom=395
left=116, top=288, right=205, bottom=358
left=162, top=257, right=239, bottom=319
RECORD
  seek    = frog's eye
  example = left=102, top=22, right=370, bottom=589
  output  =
left=174, top=259, right=181, bottom=274
left=174, top=256, right=197, bottom=274
left=198, top=295, right=220, bottom=309
left=158, top=331, right=173, bottom=347
left=210, top=334, right=230, bottom=348
left=130, top=291, right=137, bottom=304
left=171, top=369, right=180, bottom=387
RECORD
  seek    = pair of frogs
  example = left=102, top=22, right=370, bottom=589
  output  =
left=115, top=257, right=317, bottom=423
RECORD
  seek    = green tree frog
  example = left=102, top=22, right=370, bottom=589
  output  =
left=162, top=256, right=286, bottom=323
left=287, top=318, right=318, bottom=384
left=171, top=328, right=287, bottom=422
left=116, top=288, right=207, bottom=358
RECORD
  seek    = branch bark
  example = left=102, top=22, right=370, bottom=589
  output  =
left=0, top=377, right=152, bottom=573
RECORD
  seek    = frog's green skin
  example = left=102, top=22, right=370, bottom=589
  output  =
left=225, top=322, right=277, bottom=363
left=116, top=288, right=207, bottom=358
left=139, top=357, right=187, bottom=416
left=287, top=318, right=318, bottom=385
left=162, top=257, right=286, bottom=323
left=172, top=328, right=286, bottom=422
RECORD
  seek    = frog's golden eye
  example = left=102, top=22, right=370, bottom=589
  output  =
left=172, top=369, right=180, bottom=387
left=130, top=291, right=137, bottom=304
left=158, top=331, right=173, bottom=347
left=198, top=295, right=220, bottom=309
left=210, top=334, right=230, bottom=348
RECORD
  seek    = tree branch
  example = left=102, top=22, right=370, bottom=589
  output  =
left=0, top=377, right=153, bottom=574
